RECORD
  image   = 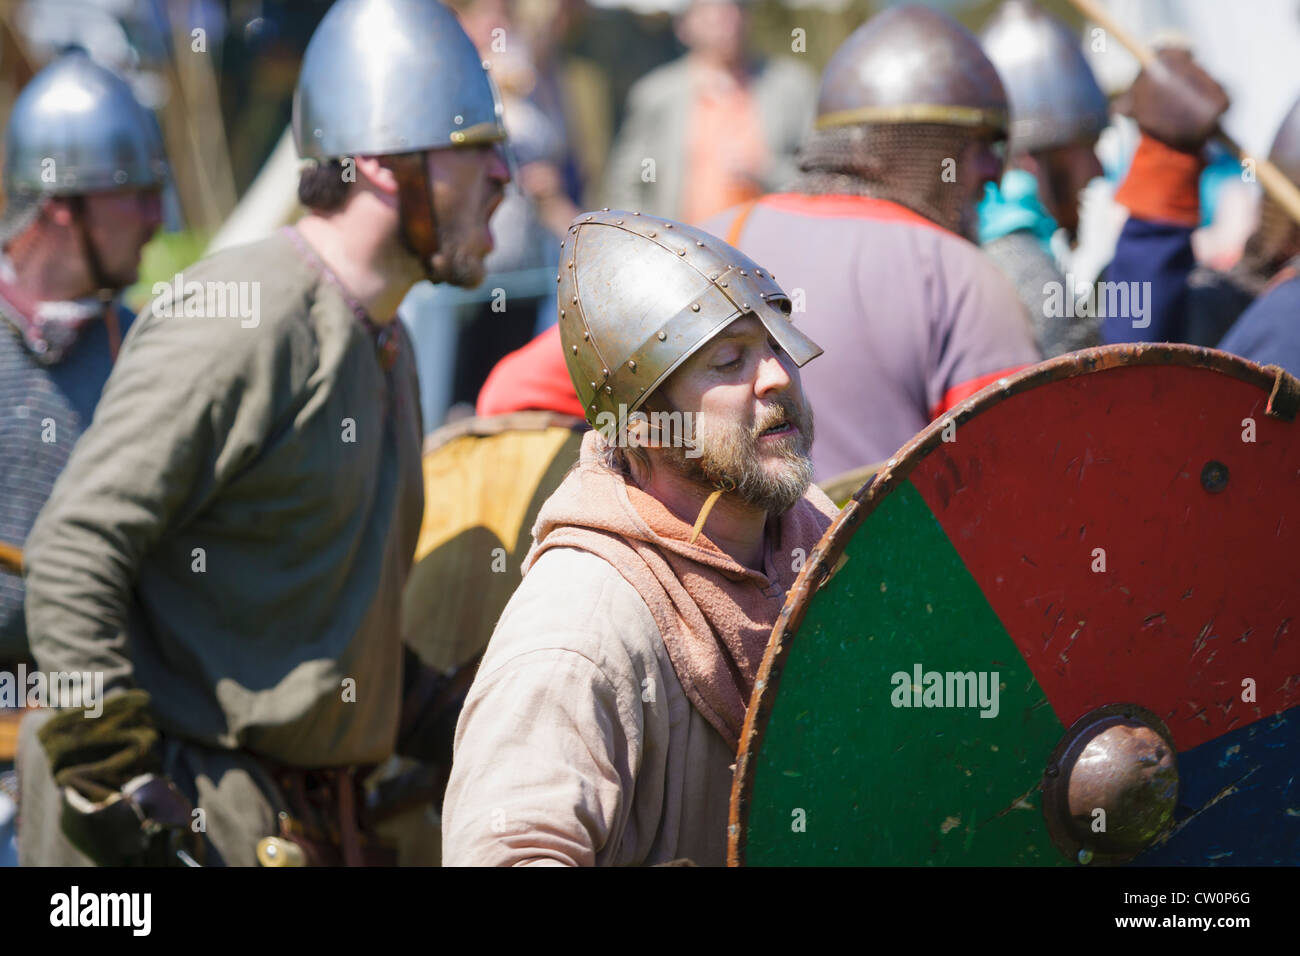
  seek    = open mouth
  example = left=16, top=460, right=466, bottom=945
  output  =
left=758, top=422, right=796, bottom=440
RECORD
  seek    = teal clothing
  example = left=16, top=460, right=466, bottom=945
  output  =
left=977, top=170, right=1058, bottom=248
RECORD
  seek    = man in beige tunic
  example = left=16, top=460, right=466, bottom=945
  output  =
left=17, top=0, right=510, bottom=866
left=442, top=210, right=838, bottom=866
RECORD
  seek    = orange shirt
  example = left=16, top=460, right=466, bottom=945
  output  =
left=679, top=65, right=769, bottom=224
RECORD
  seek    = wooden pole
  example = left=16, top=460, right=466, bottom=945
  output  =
left=1069, top=0, right=1300, bottom=227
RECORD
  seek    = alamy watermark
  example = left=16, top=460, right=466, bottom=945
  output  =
left=0, top=664, right=103, bottom=717
left=890, top=662, right=999, bottom=718
left=151, top=272, right=261, bottom=328
left=594, top=404, right=702, bottom=459
left=1043, top=275, right=1151, bottom=329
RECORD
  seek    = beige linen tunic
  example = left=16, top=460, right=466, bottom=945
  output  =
left=441, top=546, right=735, bottom=866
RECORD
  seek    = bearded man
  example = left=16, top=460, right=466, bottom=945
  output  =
left=18, top=0, right=509, bottom=867
left=441, top=210, right=837, bottom=866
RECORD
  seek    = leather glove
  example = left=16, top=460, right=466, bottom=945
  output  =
left=1125, top=48, right=1229, bottom=153
left=38, top=689, right=203, bottom=865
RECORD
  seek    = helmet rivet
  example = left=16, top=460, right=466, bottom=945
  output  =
left=601, top=367, right=609, bottom=378
left=696, top=240, right=704, bottom=247
left=590, top=382, right=596, bottom=390
left=740, top=270, right=747, bottom=277
left=632, top=211, right=640, bottom=216
left=572, top=345, right=578, bottom=354
left=742, top=303, right=749, bottom=310
left=602, top=207, right=610, bottom=211
left=454, top=115, right=463, bottom=124
left=657, top=331, right=667, bottom=341
left=560, top=241, right=565, bottom=248
left=555, top=275, right=561, bottom=283
left=604, top=385, right=612, bottom=394
left=567, top=261, right=574, bottom=268
left=572, top=297, right=578, bottom=304
left=585, top=215, right=593, bottom=221
left=720, top=281, right=728, bottom=288
left=560, top=309, right=566, bottom=318
left=582, top=331, right=590, bottom=340
left=665, top=223, right=673, bottom=228
left=647, top=230, right=656, bottom=238
left=756, top=269, right=764, bottom=277
left=627, top=360, right=637, bottom=371
left=691, top=303, right=700, bottom=312
left=677, top=249, right=685, bottom=256
left=616, top=219, right=624, bottom=225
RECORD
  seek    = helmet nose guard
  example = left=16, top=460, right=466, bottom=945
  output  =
left=557, top=209, right=822, bottom=428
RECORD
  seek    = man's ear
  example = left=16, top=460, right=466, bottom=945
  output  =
left=354, top=155, right=401, bottom=197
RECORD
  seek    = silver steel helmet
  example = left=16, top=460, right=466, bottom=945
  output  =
left=815, top=3, right=1008, bottom=134
left=979, top=0, right=1109, bottom=155
left=3, top=47, right=166, bottom=199
left=292, top=0, right=506, bottom=160
left=558, top=210, right=823, bottom=428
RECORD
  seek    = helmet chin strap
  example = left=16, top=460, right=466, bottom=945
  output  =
left=688, top=476, right=737, bottom=545
left=378, top=152, right=441, bottom=283
left=66, top=194, right=122, bottom=359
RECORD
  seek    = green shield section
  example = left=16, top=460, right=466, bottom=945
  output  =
left=745, top=481, right=1068, bottom=865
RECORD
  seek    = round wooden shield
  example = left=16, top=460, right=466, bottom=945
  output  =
left=402, top=411, right=586, bottom=672
left=730, top=345, right=1300, bottom=866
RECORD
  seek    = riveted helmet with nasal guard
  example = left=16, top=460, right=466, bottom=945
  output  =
left=979, top=0, right=1109, bottom=156
left=4, top=47, right=167, bottom=199
left=557, top=210, right=823, bottom=429
left=292, top=0, right=507, bottom=161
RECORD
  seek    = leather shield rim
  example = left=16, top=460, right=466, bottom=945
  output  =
left=726, top=343, right=1300, bottom=866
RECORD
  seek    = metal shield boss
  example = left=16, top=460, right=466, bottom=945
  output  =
left=4, top=47, right=166, bottom=198
left=557, top=210, right=822, bottom=429
left=979, top=0, right=1110, bottom=155
left=731, top=346, right=1300, bottom=866
left=292, top=0, right=506, bottom=161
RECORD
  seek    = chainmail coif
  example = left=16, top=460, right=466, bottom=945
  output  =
left=791, top=122, right=997, bottom=240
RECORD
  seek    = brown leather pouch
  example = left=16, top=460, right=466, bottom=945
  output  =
left=261, top=763, right=396, bottom=867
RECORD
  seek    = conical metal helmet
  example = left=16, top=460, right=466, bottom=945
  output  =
left=816, top=3, right=1008, bottom=134
left=4, top=47, right=166, bottom=198
left=293, top=0, right=506, bottom=161
left=558, top=210, right=823, bottom=428
left=1266, top=94, right=1300, bottom=187
left=979, top=0, right=1109, bottom=155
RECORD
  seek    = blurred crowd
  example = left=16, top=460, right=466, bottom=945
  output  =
left=2, top=0, right=1300, bottom=868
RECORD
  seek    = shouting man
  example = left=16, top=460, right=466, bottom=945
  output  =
left=442, top=210, right=838, bottom=866
left=18, top=0, right=509, bottom=866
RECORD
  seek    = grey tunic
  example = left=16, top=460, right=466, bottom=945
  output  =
left=17, top=230, right=424, bottom=864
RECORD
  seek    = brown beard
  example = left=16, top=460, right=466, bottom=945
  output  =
left=658, top=395, right=816, bottom=515
left=429, top=241, right=487, bottom=288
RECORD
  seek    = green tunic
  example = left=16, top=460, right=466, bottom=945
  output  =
left=18, top=229, right=424, bottom=864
